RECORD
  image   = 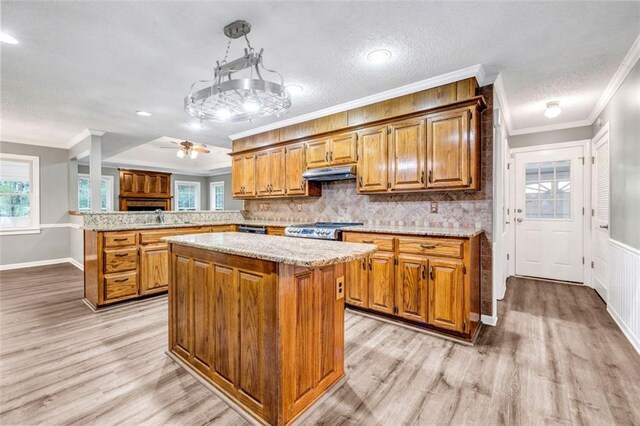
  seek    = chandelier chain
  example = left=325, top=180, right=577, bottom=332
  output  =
left=221, top=38, right=232, bottom=65
left=243, top=34, right=254, bottom=52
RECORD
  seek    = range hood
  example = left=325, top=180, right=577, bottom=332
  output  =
left=302, top=165, right=356, bottom=181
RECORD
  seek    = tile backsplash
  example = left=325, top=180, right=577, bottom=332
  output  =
left=245, top=85, right=495, bottom=316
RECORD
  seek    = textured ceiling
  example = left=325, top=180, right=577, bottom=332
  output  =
left=1, top=1, right=638, bottom=161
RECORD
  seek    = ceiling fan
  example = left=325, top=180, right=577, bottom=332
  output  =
left=162, top=140, right=210, bottom=159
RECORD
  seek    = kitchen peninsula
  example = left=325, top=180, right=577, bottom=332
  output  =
left=163, top=232, right=376, bottom=425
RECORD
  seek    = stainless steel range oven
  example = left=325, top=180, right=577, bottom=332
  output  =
left=284, top=222, right=363, bottom=240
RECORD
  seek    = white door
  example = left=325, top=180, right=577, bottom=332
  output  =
left=514, top=146, right=584, bottom=282
left=591, top=127, right=609, bottom=301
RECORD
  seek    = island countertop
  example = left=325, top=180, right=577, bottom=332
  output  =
left=163, top=232, right=377, bottom=267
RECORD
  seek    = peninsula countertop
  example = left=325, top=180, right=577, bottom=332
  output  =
left=163, top=232, right=377, bottom=267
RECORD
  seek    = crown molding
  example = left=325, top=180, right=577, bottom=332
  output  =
left=230, top=64, right=487, bottom=140
left=509, top=119, right=592, bottom=136
left=588, top=32, right=640, bottom=124
left=65, top=128, right=106, bottom=149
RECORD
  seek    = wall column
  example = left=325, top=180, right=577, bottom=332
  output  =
left=88, top=130, right=105, bottom=212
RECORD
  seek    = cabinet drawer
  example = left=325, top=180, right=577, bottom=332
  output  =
left=209, top=225, right=236, bottom=233
left=104, top=248, right=138, bottom=273
left=398, top=237, right=464, bottom=258
left=103, top=232, right=137, bottom=248
left=343, top=232, right=394, bottom=252
left=139, top=227, right=205, bottom=245
left=104, top=272, right=138, bottom=301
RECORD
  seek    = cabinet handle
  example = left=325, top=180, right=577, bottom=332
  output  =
left=114, top=253, right=128, bottom=257
left=428, top=170, right=432, bottom=183
left=300, top=179, right=304, bottom=190
left=114, top=278, right=129, bottom=283
left=114, top=238, right=128, bottom=241
left=362, top=240, right=375, bottom=244
left=421, top=171, right=425, bottom=184
left=420, top=244, right=436, bottom=249
left=368, top=257, right=372, bottom=271
left=325, top=152, right=329, bottom=162
left=329, top=151, right=333, bottom=162
left=430, top=265, right=434, bottom=280
left=359, top=176, right=363, bottom=187
left=362, top=258, right=366, bottom=270
left=421, top=265, right=426, bottom=279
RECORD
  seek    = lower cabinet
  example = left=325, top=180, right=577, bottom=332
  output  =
left=344, top=231, right=480, bottom=341
left=139, top=244, right=169, bottom=295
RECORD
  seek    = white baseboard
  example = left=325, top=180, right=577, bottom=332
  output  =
left=481, top=315, right=498, bottom=326
left=608, top=305, right=640, bottom=355
left=608, top=239, right=640, bottom=355
left=0, top=257, right=83, bottom=271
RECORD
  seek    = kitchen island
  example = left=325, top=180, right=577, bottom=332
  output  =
left=163, top=232, right=376, bottom=425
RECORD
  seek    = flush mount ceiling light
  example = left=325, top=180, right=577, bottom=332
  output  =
left=544, top=101, right=561, bottom=118
left=285, top=85, right=304, bottom=95
left=0, top=32, right=19, bottom=44
left=367, top=49, right=392, bottom=64
left=136, top=110, right=152, bottom=117
left=184, top=20, right=291, bottom=123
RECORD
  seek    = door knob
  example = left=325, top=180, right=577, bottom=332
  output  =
left=599, top=225, right=609, bottom=229
left=516, top=218, right=523, bottom=223
left=517, top=208, right=523, bottom=213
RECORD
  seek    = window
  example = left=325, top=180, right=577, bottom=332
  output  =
left=0, top=153, right=40, bottom=233
left=78, top=174, right=114, bottom=212
left=524, top=160, right=571, bottom=219
left=210, top=181, right=225, bottom=211
left=175, top=181, right=201, bottom=211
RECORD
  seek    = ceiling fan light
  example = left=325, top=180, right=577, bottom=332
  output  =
left=190, top=150, right=199, bottom=159
left=176, top=149, right=185, bottom=158
left=544, top=101, right=561, bottom=118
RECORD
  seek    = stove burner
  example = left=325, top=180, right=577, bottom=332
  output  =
left=284, top=222, right=363, bottom=240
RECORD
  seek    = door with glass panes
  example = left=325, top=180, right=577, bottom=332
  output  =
left=513, top=146, right=584, bottom=282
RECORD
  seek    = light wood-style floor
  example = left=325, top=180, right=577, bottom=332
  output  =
left=1, top=265, right=639, bottom=425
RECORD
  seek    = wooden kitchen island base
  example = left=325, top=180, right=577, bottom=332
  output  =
left=166, top=234, right=374, bottom=426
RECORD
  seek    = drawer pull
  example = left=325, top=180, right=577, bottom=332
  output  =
left=362, top=240, right=375, bottom=244
left=114, top=238, right=128, bottom=241
left=429, top=265, right=434, bottom=280
left=361, top=258, right=366, bottom=270
left=420, top=244, right=436, bottom=249
left=114, top=278, right=129, bottom=283
left=114, top=253, right=128, bottom=257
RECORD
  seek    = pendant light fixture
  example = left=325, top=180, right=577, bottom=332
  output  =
left=184, top=20, right=291, bottom=123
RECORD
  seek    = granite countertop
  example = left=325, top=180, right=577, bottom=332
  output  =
left=82, top=219, right=306, bottom=232
left=342, top=224, right=484, bottom=238
left=163, top=232, right=377, bottom=267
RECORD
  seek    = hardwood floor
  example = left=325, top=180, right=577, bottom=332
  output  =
left=1, top=266, right=639, bottom=425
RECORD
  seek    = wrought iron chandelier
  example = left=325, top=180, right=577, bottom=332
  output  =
left=184, top=20, right=291, bottom=123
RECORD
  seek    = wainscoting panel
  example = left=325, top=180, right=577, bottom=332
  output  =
left=608, top=239, right=640, bottom=354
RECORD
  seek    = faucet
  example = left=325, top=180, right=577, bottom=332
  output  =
left=155, top=209, right=165, bottom=224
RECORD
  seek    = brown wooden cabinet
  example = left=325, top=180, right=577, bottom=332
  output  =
left=389, top=118, right=426, bottom=191
left=284, top=143, right=307, bottom=196
left=119, top=169, right=172, bottom=210
left=232, top=153, right=257, bottom=197
left=84, top=225, right=236, bottom=309
left=343, top=231, right=481, bottom=342
left=426, top=105, right=479, bottom=190
left=306, top=131, right=357, bottom=169
left=357, top=125, right=389, bottom=193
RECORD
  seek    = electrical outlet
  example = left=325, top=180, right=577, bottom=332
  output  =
left=296, top=203, right=303, bottom=212
left=336, top=276, right=344, bottom=300
left=430, top=202, right=438, bottom=213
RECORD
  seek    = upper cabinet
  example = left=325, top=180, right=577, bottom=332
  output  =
left=256, top=147, right=285, bottom=197
left=284, top=143, right=307, bottom=196
left=119, top=169, right=171, bottom=198
left=426, top=105, right=478, bottom=190
left=231, top=153, right=256, bottom=197
left=389, top=117, right=426, bottom=191
left=357, top=125, right=388, bottom=193
left=306, top=131, right=358, bottom=169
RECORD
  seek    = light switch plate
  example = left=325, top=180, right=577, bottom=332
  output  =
left=336, top=276, right=344, bottom=300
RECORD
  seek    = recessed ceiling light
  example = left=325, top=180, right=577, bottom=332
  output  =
left=136, top=110, right=152, bottom=117
left=367, top=49, right=391, bottom=64
left=285, top=85, right=304, bottom=95
left=544, top=101, right=561, bottom=119
left=0, top=32, right=19, bottom=45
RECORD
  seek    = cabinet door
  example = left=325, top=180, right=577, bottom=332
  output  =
left=192, top=260, right=213, bottom=372
left=345, top=258, right=368, bottom=308
left=390, top=118, right=426, bottom=191
left=330, top=132, right=357, bottom=165
left=255, top=151, right=272, bottom=197
left=427, top=258, right=465, bottom=333
left=426, top=107, right=471, bottom=189
left=140, top=244, right=169, bottom=295
left=231, top=156, right=245, bottom=197
left=357, top=125, right=389, bottom=193
left=172, top=255, right=192, bottom=359
left=367, top=251, right=394, bottom=314
left=269, top=148, right=286, bottom=196
left=242, top=154, right=257, bottom=197
left=306, top=137, right=331, bottom=169
left=285, top=143, right=307, bottom=196
left=396, top=254, right=428, bottom=323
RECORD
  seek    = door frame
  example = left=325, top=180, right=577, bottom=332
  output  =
left=508, top=139, right=592, bottom=286
left=591, top=122, right=610, bottom=299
